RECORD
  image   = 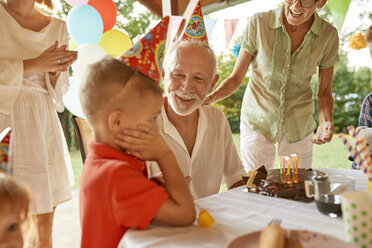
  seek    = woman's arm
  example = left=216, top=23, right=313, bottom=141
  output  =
left=312, top=66, right=334, bottom=145
left=205, top=49, right=252, bottom=104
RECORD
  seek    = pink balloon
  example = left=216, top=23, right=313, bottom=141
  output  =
left=67, top=0, right=89, bottom=6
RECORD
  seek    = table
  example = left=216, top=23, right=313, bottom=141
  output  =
left=118, top=169, right=367, bottom=248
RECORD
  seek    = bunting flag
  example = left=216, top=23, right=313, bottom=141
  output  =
left=180, top=0, right=208, bottom=44
left=327, top=0, right=352, bottom=31
left=205, top=18, right=217, bottom=43
left=224, top=19, right=239, bottom=48
left=167, top=16, right=184, bottom=47
left=118, top=16, right=169, bottom=84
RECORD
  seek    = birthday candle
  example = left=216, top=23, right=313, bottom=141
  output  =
left=286, top=156, right=290, bottom=175
left=282, top=157, right=286, bottom=174
left=291, top=154, right=295, bottom=172
left=294, top=154, right=298, bottom=174
left=279, top=156, right=283, bottom=175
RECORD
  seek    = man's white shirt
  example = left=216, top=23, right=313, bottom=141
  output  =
left=147, top=105, right=246, bottom=199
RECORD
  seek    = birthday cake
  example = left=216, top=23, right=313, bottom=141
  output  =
left=257, top=169, right=317, bottom=202
left=243, top=166, right=319, bottom=202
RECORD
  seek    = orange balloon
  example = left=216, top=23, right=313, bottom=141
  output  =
left=88, top=0, right=117, bottom=32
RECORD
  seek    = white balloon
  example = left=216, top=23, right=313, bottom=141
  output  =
left=72, top=44, right=107, bottom=82
left=63, top=76, right=85, bottom=118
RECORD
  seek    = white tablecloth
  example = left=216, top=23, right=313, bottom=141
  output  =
left=118, top=169, right=367, bottom=248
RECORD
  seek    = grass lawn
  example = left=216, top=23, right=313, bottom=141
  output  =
left=70, top=133, right=354, bottom=188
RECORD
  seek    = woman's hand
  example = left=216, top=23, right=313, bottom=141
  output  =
left=311, top=121, right=334, bottom=145
left=114, top=124, right=172, bottom=161
left=23, top=41, right=78, bottom=76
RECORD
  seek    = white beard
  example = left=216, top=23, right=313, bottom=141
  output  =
left=168, top=89, right=204, bottom=116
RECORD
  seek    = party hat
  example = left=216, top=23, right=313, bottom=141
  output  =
left=0, top=127, right=12, bottom=174
left=180, top=0, right=208, bottom=44
left=118, top=16, right=169, bottom=83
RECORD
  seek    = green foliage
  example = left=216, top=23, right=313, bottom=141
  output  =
left=213, top=53, right=249, bottom=133
left=114, top=0, right=159, bottom=40
left=311, top=53, right=372, bottom=133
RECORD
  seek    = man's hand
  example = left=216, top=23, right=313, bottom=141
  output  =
left=311, top=121, right=334, bottom=145
left=115, top=124, right=172, bottom=161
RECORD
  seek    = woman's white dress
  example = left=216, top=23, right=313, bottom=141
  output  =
left=0, top=4, right=74, bottom=214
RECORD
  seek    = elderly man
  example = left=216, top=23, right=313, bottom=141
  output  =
left=145, top=40, right=246, bottom=199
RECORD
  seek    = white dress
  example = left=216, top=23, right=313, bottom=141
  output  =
left=0, top=4, right=74, bottom=214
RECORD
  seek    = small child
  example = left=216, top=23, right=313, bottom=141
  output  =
left=79, top=56, right=195, bottom=248
left=0, top=173, right=36, bottom=248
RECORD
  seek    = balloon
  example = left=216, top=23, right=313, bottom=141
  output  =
left=98, top=30, right=132, bottom=58
left=66, top=0, right=88, bottom=6
left=69, top=39, right=78, bottom=51
left=88, top=0, right=117, bottom=32
left=63, top=76, right=85, bottom=118
left=67, top=5, right=103, bottom=45
left=72, top=44, right=107, bottom=82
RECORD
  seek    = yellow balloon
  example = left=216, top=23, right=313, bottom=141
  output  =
left=69, top=39, right=78, bottom=51
left=98, top=29, right=132, bottom=58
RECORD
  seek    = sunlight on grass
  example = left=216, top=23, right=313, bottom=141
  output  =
left=69, top=133, right=355, bottom=191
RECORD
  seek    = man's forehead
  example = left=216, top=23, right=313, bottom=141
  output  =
left=171, top=47, right=214, bottom=69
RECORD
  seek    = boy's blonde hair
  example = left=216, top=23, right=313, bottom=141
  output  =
left=0, top=173, right=36, bottom=247
left=80, top=56, right=163, bottom=123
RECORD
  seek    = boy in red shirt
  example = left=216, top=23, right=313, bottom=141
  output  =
left=79, top=57, right=195, bottom=248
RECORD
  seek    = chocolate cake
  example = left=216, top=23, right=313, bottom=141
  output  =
left=257, top=169, right=317, bottom=202
left=243, top=167, right=320, bottom=202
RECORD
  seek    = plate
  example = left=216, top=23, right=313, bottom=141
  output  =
left=225, top=230, right=353, bottom=248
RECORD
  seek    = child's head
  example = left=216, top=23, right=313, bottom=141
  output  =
left=80, top=56, right=163, bottom=148
left=0, top=173, right=35, bottom=248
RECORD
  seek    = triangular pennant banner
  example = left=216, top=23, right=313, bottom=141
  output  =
left=327, top=0, right=351, bottom=31
left=224, top=19, right=239, bottom=48
left=205, top=19, right=217, bottom=43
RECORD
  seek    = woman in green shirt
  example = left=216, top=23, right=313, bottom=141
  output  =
left=206, top=0, right=339, bottom=171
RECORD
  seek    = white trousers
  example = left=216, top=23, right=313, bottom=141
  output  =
left=240, top=122, right=313, bottom=171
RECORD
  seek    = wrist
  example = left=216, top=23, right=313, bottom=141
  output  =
left=23, top=59, right=35, bottom=76
left=156, top=149, right=174, bottom=163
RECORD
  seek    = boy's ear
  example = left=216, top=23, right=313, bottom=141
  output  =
left=107, top=110, right=125, bottom=132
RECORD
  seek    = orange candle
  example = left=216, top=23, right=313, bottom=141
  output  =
left=286, top=157, right=290, bottom=175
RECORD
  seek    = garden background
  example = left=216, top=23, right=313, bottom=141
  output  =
left=43, top=0, right=371, bottom=187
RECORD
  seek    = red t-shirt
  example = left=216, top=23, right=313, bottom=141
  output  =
left=79, top=142, right=169, bottom=248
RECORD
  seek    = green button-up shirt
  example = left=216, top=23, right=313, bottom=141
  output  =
left=238, top=5, right=339, bottom=143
